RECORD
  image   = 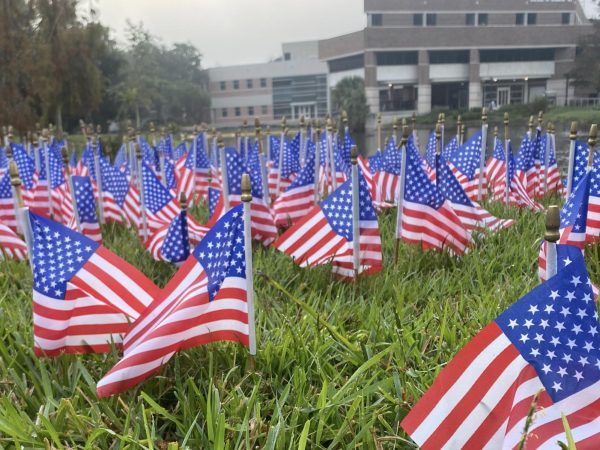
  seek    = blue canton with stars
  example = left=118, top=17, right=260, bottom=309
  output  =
left=192, top=204, right=246, bottom=301
left=173, top=143, right=188, bottom=162
left=0, top=171, right=12, bottom=200
left=382, top=138, right=401, bottom=176
left=284, top=133, right=301, bottom=177
left=368, top=151, right=383, bottom=172
left=208, top=187, right=221, bottom=219
left=48, top=144, right=65, bottom=189
left=496, top=254, right=600, bottom=402
left=71, top=176, right=98, bottom=224
left=435, top=154, right=474, bottom=207
left=142, top=162, right=174, bottom=214
left=442, top=136, right=458, bottom=161
left=11, top=143, right=36, bottom=190
left=162, top=211, right=190, bottom=263
left=425, top=131, right=437, bottom=168
left=245, top=144, right=265, bottom=198
left=405, top=139, right=446, bottom=209
left=320, top=169, right=376, bottom=242
left=515, top=135, right=535, bottom=173
left=29, top=212, right=99, bottom=299
left=100, top=158, right=129, bottom=207
left=0, top=147, right=7, bottom=170
left=285, top=140, right=316, bottom=191
left=449, top=130, right=483, bottom=180
left=561, top=171, right=591, bottom=233
left=225, top=147, right=244, bottom=196
left=570, top=141, right=600, bottom=198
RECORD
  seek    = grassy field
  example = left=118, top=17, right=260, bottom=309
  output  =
left=0, top=196, right=596, bottom=449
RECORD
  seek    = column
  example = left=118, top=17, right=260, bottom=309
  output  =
left=469, top=49, right=482, bottom=109
left=364, top=51, right=380, bottom=113
left=417, top=50, right=431, bottom=114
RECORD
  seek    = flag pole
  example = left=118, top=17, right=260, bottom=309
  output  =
left=434, top=122, right=442, bottom=187
left=92, top=132, right=105, bottom=225
left=478, top=108, right=488, bottom=202
left=135, top=143, right=149, bottom=242
left=456, top=115, right=462, bottom=146
left=411, top=112, right=418, bottom=144
left=241, top=173, right=257, bottom=358
left=439, top=113, right=445, bottom=152
left=527, top=115, right=534, bottom=140
left=394, top=124, right=410, bottom=263
left=376, top=113, right=382, bottom=152
left=255, top=119, right=270, bottom=206
left=504, top=112, right=510, bottom=205
left=326, top=117, right=337, bottom=193
left=314, top=120, right=322, bottom=204
left=41, top=129, right=53, bottom=219
left=566, top=122, right=578, bottom=198
left=299, top=115, right=306, bottom=164
left=179, top=192, right=190, bottom=262
left=544, top=122, right=552, bottom=195
left=544, top=205, right=560, bottom=279
left=351, top=145, right=360, bottom=277
left=588, top=124, right=598, bottom=171
left=9, top=161, right=33, bottom=269
left=392, top=116, right=398, bottom=147
left=62, top=148, right=81, bottom=233
left=218, top=134, right=230, bottom=212
left=276, top=116, right=287, bottom=198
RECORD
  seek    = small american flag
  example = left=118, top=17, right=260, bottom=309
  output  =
left=400, top=140, right=471, bottom=255
left=514, top=134, right=538, bottom=199
left=568, top=141, right=600, bottom=241
left=145, top=209, right=190, bottom=263
left=97, top=204, right=251, bottom=397
left=176, top=135, right=210, bottom=204
left=29, top=211, right=158, bottom=356
left=0, top=220, right=27, bottom=260
left=70, top=176, right=102, bottom=243
left=442, top=135, right=458, bottom=161
left=373, top=138, right=401, bottom=204
left=402, top=253, right=600, bottom=449
left=207, top=186, right=224, bottom=227
left=447, top=130, right=486, bottom=200
left=275, top=168, right=382, bottom=280
left=424, top=130, right=438, bottom=181
left=0, top=172, right=17, bottom=232
left=539, top=132, right=563, bottom=195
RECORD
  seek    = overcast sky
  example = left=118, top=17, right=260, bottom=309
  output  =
left=93, top=0, right=366, bottom=68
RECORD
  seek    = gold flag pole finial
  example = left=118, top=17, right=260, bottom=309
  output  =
left=10, top=161, right=24, bottom=209
left=435, top=123, right=442, bottom=155
left=503, top=112, right=510, bottom=142
left=241, top=173, right=252, bottom=203
left=481, top=107, right=488, bottom=125
left=412, top=112, right=417, bottom=131
left=351, top=145, right=358, bottom=165
left=179, top=192, right=188, bottom=211
left=537, top=110, right=544, bottom=129
left=544, top=205, right=560, bottom=243
left=570, top=122, right=578, bottom=141
left=401, top=123, right=409, bottom=147
left=528, top=115, right=535, bottom=134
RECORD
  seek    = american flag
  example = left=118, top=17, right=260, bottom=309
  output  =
left=568, top=140, right=600, bottom=242
left=559, top=170, right=591, bottom=247
left=447, top=130, right=486, bottom=201
left=113, top=144, right=127, bottom=171
left=0, top=220, right=27, bottom=260
left=275, top=168, right=382, bottom=280
left=318, top=132, right=348, bottom=195
left=145, top=209, right=190, bottom=263
left=0, top=172, right=17, bottom=232
left=69, top=176, right=102, bottom=243
left=141, top=162, right=208, bottom=244
left=98, top=158, right=129, bottom=224
left=402, top=253, right=600, bottom=449
left=400, top=140, right=471, bottom=255
left=29, top=211, right=159, bottom=356
left=442, top=136, right=458, bottom=161
left=268, top=133, right=299, bottom=198
left=373, top=138, right=401, bottom=204
left=485, top=137, right=506, bottom=186
left=11, top=143, right=36, bottom=207
left=96, top=205, right=251, bottom=397
left=176, top=135, right=210, bottom=204
left=207, top=186, right=224, bottom=227
left=368, top=150, right=384, bottom=173
left=173, top=142, right=188, bottom=162
left=32, top=144, right=52, bottom=217
left=273, top=139, right=317, bottom=227
left=436, top=154, right=514, bottom=232
left=0, top=147, right=7, bottom=173
left=539, top=132, right=563, bottom=195
left=48, top=143, right=70, bottom=224
left=226, top=147, right=277, bottom=245
left=514, top=135, right=538, bottom=199
left=424, top=131, right=438, bottom=181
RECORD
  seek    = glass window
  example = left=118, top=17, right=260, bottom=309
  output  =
left=248, top=106, right=254, bottom=116
left=516, top=13, right=525, bottom=25
left=371, top=13, right=382, bottom=26
left=221, top=108, right=228, bottom=118
left=426, top=13, right=436, bottom=26
left=376, top=51, right=418, bottom=66
left=413, top=13, right=423, bottom=26
left=527, top=13, right=537, bottom=25
left=233, top=80, right=239, bottom=89
left=466, top=13, right=475, bottom=26
left=562, top=12, right=572, bottom=25
left=261, top=105, right=268, bottom=115
left=284, top=52, right=291, bottom=61
left=478, top=13, right=488, bottom=26
left=246, top=79, right=253, bottom=88
left=260, top=78, right=267, bottom=88
left=235, top=107, right=241, bottom=116
left=220, top=81, right=226, bottom=90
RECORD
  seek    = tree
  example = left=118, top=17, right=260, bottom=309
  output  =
left=331, top=77, right=370, bottom=133
left=569, top=19, right=600, bottom=95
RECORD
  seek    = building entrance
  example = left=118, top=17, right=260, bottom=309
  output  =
left=431, top=82, right=468, bottom=110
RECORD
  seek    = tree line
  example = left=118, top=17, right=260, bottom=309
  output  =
left=0, top=0, right=210, bottom=135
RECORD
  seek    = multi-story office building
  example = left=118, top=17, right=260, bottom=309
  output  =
left=207, top=41, right=328, bottom=127
left=319, top=0, right=592, bottom=115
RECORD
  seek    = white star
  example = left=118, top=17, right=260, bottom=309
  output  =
left=549, top=291, right=560, bottom=301
left=552, top=382, right=562, bottom=392
left=571, top=276, right=582, bottom=287
left=557, top=367, right=568, bottom=378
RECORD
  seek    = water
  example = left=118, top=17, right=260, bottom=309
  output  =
left=354, top=121, right=594, bottom=175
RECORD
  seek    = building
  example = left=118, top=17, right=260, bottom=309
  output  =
left=207, top=41, right=328, bottom=127
left=319, top=0, right=593, bottom=115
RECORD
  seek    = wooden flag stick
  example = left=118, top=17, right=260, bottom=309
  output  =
left=314, top=120, right=322, bottom=204
left=241, top=173, right=257, bottom=359
left=478, top=108, right=488, bottom=202
left=135, top=143, right=149, bottom=241
left=566, top=122, right=578, bottom=198
left=394, top=124, right=410, bottom=264
left=351, top=145, right=360, bottom=277
left=504, top=112, right=510, bottom=205
left=544, top=205, right=560, bottom=279
left=10, top=161, right=33, bottom=266
left=588, top=124, right=598, bottom=170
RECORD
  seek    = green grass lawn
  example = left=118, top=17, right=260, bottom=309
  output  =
left=0, top=196, right=595, bottom=449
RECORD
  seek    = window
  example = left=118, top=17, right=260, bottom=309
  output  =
left=480, top=48, right=555, bottom=63
left=284, top=52, right=291, bottom=61
left=219, top=81, right=226, bottom=90
left=426, top=13, right=436, bottom=26
left=429, top=50, right=470, bottom=64
left=527, top=13, right=537, bottom=25
left=247, top=79, right=253, bottom=88
left=562, top=12, right=572, bottom=25
left=221, top=108, right=228, bottom=118
left=261, top=105, right=268, bottom=115
left=235, top=107, right=241, bottom=116
left=413, top=13, right=423, bottom=26
left=466, top=13, right=475, bottom=26
left=478, top=13, right=488, bottom=26
left=260, top=78, right=267, bottom=88
left=233, top=80, right=239, bottom=89
left=370, top=13, right=382, bottom=26
left=328, top=54, right=364, bottom=72
left=376, top=51, right=418, bottom=66
left=516, top=13, right=525, bottom=25
left=248, top=106, right=254, bottom=116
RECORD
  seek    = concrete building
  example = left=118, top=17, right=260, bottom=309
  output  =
left=319, top=0, right=593, bottom=115
left=207, top=41, right=328, bottom=127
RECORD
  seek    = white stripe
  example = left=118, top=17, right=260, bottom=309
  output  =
left=276, top=212, right=325, bottom=252
left=34, top=333, right=124, bottom=350
left=34, top=311, right=128, bottom=330
left=538, top=415, right=600, bottom=450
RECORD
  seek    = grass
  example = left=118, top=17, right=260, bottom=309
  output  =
left=0, top=195, right=596, bottom=448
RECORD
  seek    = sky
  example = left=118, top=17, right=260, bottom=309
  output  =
left=92, top=0, right=366, bottom=68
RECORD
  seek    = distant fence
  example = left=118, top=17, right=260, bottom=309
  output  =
left=567, top=97, right=600, bottom=108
